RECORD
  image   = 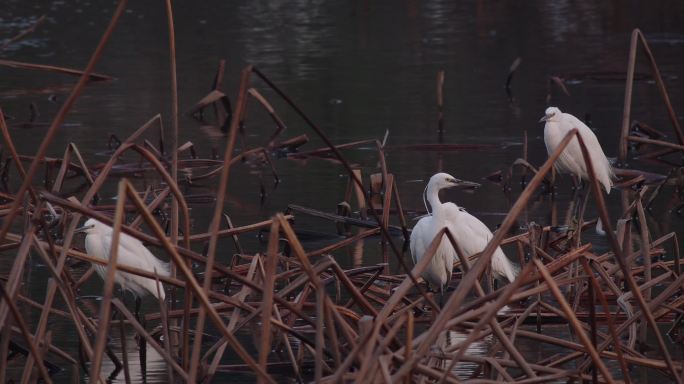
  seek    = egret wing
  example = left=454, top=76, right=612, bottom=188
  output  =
left=410, top=216, right=431, bottom=265
left=101, top=231, right=170, bottom=276
left=546, top=122, right=587, bottom=176
left=442, top=203, right=493, bottom=256
left=443, top=204, right=518, bottom=282
left=560, top=113, right=614, bottom=191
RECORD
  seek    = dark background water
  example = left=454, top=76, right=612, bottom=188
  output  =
left=2, top=0, right=684, bottom=382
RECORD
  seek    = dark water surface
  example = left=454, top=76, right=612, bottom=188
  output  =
left=2, top=0, right=684, bottom=382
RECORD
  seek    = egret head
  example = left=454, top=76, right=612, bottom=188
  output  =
left=74, top=218, right=99, bottom=234
left=539, top=106, right=562, bottom=123
left=428, top=172, right=481, bottom=191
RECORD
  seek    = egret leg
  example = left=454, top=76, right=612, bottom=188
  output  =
left=110, top=306, right=120, bottom=323
left=571, top=174, right=582, bottom=191
left=566, top=184, right=581, bottom=225
left=134, top=296, right=142, bottom=324
left=574, top=183, right=592, bottom=248
left=109, top=289, right=121, bottom=325
left=439, top=287, right=445, bottom=308
left=567, top=180, right=590, bottom=247
left=486, top=270, right=494, bottom=294
left=561, top=186, right=583, bottom=297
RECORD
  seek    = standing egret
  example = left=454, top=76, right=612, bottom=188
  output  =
left=539, top=106, right=615, bottom=194
left=77, top=218, right=170, bottom=314
left=410, top=173, right=519, bottom=300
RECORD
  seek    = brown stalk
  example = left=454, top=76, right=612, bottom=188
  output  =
left=88, top=180, right=127, bottom=383
left=117, top=179, right=273, bottom=382
left=534, top=259, right=615, bottom=382
left=21, top=235, right=97, bottom=382
left=154, top=273, right=174, bottom=383
left=184, top=216, right=293, bottom=242
left=247, top=88, right=288, bottom=146
left=627, top=135, right=684, bottom=151
left=440, top=228, right=537, bottom=380
left=118, top=319, right=131, bottom=384
left=619, top=29, right=639, bottom=164
left=323, top=298, right=341, bottom=369
left=188, top=65, right=252, bottom=383
left=441, top=262, right=536, bottom=381
left=620, top=29, right=683, bottom=164
left=307, top=227, right=379, bottom=257
left=251, top=67, right=437, bottom=311
left=162, top=0, right=185, bottom=369
left=576, top=258, right=631, bottom=382
left=0, top=224, right=39, bottom=330
left=110, top=299, right=189, bottom=381
left=515, top=329, right=679, bottom=372
left=374, top=226, right=447, bottom=326
left=355, top=312, right=410, bottom=382
left=0, top=283, right=53, bottom=383
left=276, top=214, right=326, bottom=381
left=204, top=257, right=261, bottom=380
left=0, top=58, right=112, bottom=81
left=575, top=125, right=682, bottom=381
left=257, top=220, right=280, bottom=383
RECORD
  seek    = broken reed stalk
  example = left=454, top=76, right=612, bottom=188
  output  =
left=276, top=214, right=326, bottom=381
left=257, top=220, right=280, bottom=384
left=619, top=29, right=638, bottom=165
left=250, top=66, right=440, bottom=312
left=325, top=226, right=447, bottom=383
left=579, top=257, right=632, bottom=382
left=576, top=127, right=682, bottom=382
left=438, top=229, right=536, bottom=379
left=189, top=65, right=253, bottom=383
left=620, top=28, right=683, bottom=165
left=0, top=59, right=113, bottom=81
left=88, top=181, right=127, bottom=383
left=0, top=283, right=53, bottom=383
left=122, top=179, right=274, bottom=382
left=163, top=0, right=186, bottom=370
left=437, top=70, right=445, bottom=137
left=534, top=258, right=614, bottom=382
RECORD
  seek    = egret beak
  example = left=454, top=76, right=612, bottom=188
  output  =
left=453, top=179, right=481, bottom=189
left=74, top=224, right=94, bottom=233
left=539, top=115, right=549, bottom=123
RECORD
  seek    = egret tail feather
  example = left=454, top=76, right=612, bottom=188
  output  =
left=491, top=251, right=519, bottom=283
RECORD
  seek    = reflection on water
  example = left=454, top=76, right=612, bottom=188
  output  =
left=2, top=0, right=684, bottom=382
left=437, top=329, right=491, bottom=379
left=98, top=325, right=168, bottom=384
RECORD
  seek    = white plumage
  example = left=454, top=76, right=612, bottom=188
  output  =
left=80, top=218, right=170, bottom=300
left=410, top=173, right=519, bottom=293
left=540, top=107, right=615, bottom=194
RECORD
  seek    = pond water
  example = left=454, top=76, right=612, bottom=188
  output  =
left=2, top=0, right=684, bottom=382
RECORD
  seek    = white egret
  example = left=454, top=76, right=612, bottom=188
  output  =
left=410, top=173, right=519, bottom=297
left=77, top=218, right=170, bottom=303
left=539, top=106, right=615, bottom=193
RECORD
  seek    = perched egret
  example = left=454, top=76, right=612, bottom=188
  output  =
left=77, top=218, right=170, bottom=302
left=539, top=106, right=615, bottom=194
left=410, top=173, right=519, bottom=297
